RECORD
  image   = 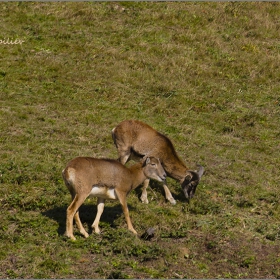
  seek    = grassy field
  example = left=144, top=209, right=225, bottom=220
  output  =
left=0, top=2, right=280, bottom=278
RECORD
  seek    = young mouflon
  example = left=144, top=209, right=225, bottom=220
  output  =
left=62, top=156, right=166, bottom=240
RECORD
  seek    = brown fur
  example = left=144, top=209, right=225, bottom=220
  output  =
left=112, top=120, right=204, bottom=204
left=62, top=156, right=166, bottom=240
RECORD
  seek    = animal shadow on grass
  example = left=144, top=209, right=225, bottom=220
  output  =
left=42, top=201, right=135, bottom=237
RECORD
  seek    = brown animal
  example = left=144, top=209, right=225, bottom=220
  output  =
left=112, top=120, right=204, bottom=205
left=62, top=156, right=166, bottom=240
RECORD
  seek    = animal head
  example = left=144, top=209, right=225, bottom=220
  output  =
left=181, top=165, right=204, bottom=200
left=142, top=157, right=166, bottom=182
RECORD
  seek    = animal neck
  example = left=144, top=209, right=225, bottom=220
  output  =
left=128, top=163, right=146, bottom=189
left=164, top=157, right=188, bottom=182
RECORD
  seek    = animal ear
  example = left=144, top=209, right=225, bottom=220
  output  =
left=189, top=171, right=200, bottom=181
left=184, top=172, right=193, bottom=182
left=184, top=171, right=200, bottom=184
left=141, top=156, right=150, bottom=166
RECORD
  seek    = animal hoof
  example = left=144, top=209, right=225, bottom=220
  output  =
left=169, top=198, right=176, bottom=205
left=67, top=235, right=76, bottom=241
left=92, top=226, right=101, bottom=234
left=141, top=197, right=149, bottom=204
left=128, top=227, right=138, bottom=235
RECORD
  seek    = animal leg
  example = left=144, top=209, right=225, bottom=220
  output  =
left=74, top=211, right=89, bottom=238
left=66, top=193, right=89, bottom=240
left=163, top=183, right=176, bottom=205
left=140, top=179, right=150, bottom=204
left=119, top=150, right=131, bottom=165
left=91, top=197, right=105, bottom=234
left=115, top=189, right=137, bottom=235
left=115, top=145, right=131, bottom=164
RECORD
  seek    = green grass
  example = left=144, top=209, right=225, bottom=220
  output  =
left=0, top=2, right=280, bottom=278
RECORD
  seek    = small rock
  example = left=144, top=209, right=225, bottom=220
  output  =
left=141, top=227, right=155, bottom=240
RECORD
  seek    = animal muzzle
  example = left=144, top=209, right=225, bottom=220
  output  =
left=183, top=184, right=196, bottom=201
left=182, top=165, right=204, bottom=201
left=183, top=187, right=190, bottom=200
left=158, top=174, right=167, bottom=183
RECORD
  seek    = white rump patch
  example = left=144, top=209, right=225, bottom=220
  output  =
left=67, top=168, right=76, bottom=183
left=90, top=185, right=117, bottom=200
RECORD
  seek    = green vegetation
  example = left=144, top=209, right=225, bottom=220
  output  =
left=0, top=2, right=279, bottom=278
